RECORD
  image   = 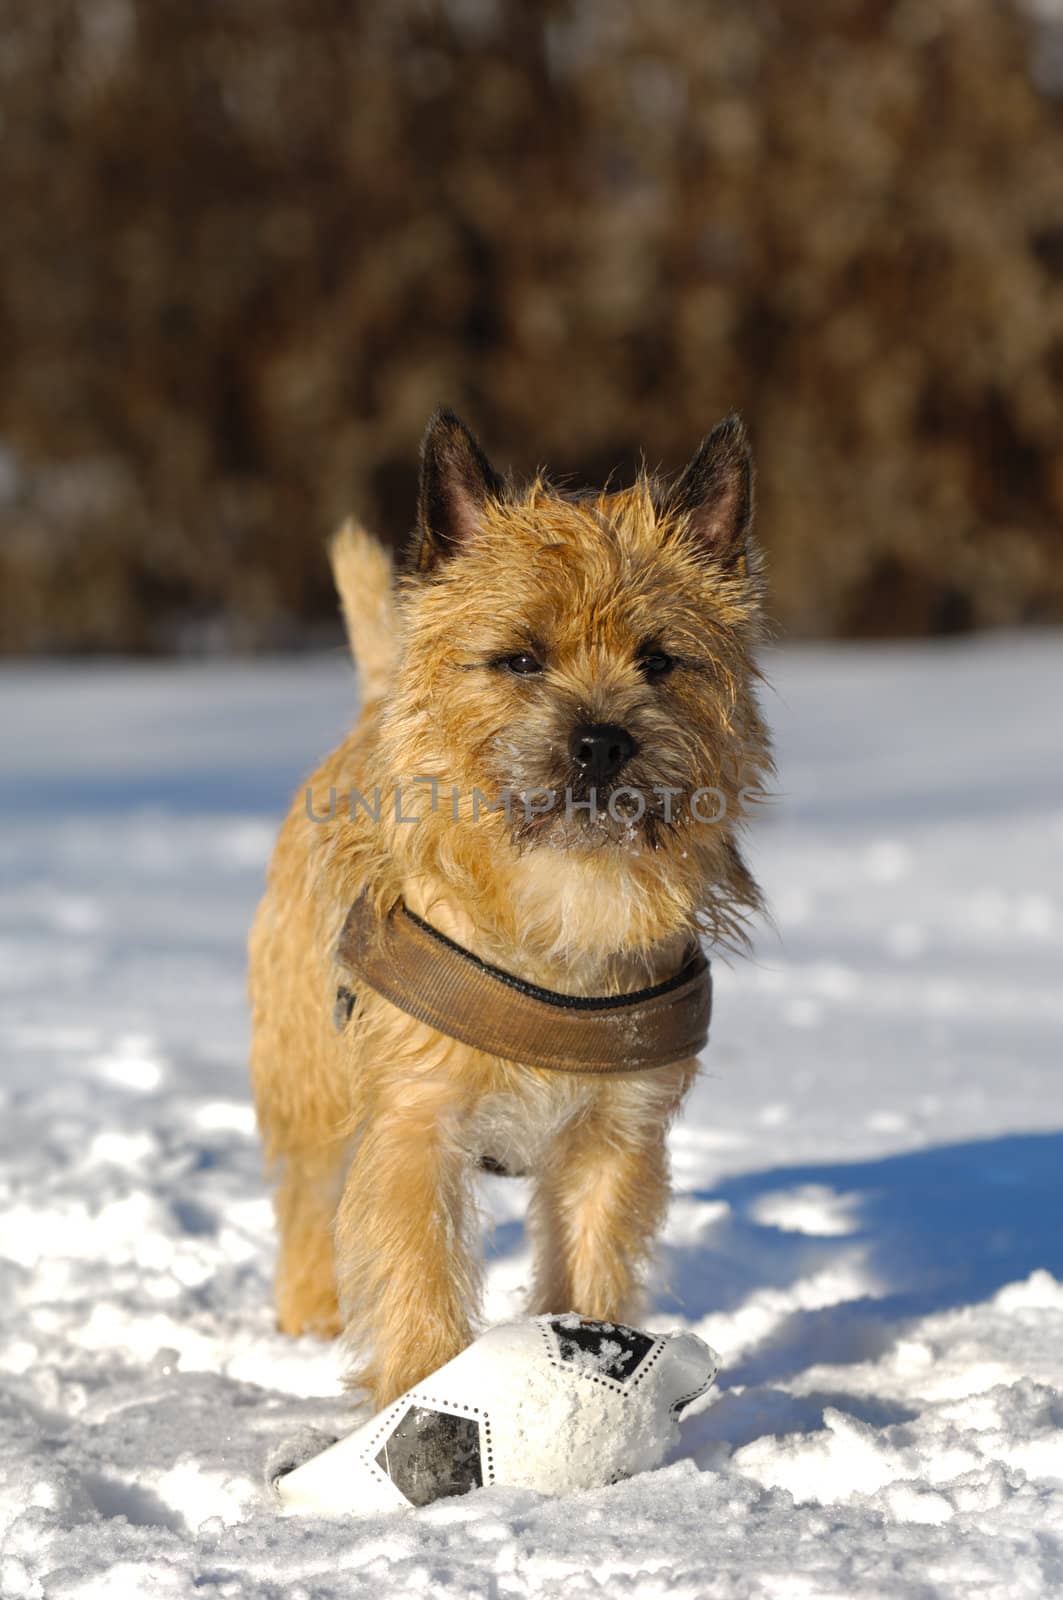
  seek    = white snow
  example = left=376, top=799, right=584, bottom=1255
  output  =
left=2, top=634, right=1062, bottom=1597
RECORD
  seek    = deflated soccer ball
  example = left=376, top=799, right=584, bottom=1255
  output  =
left=272, top=1314, right=719, bottom=1517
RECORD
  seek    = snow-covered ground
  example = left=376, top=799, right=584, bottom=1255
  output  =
left=2, top=635, right=1062, bottom=1598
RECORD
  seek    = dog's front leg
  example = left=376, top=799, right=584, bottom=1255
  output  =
left=333, top=1074, right=479, bottom=1409
left=528, top=1064, right=696, bottom=1323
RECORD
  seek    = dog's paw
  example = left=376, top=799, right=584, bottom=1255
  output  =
left=276, top=1290, right=343, bottom=1340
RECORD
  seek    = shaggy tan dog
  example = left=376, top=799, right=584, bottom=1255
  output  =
left=249, top=410, right=771, bottom=1408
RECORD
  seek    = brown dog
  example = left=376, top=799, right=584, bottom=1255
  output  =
left=249, top=411, right=772, bottom=1408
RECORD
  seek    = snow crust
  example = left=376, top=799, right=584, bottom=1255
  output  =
left=1, top=636, right=1062, bottom=1596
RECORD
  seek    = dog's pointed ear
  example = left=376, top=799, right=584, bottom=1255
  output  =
left=416, top=409, right=504, bottom=572
left=670, top=414, right=753, bottom=565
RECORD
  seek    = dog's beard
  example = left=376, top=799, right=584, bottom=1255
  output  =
left=495, top=761, right=691, bottom=852
left=477, top=715, right=722, bottom=852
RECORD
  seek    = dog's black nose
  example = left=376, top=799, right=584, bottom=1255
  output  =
left=568, top=723, right=636, bottom=785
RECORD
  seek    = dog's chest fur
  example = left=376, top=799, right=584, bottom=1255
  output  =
left=457, top=1078, right=595, bottom=1178
left=387, top=862, right=690, bottom=1177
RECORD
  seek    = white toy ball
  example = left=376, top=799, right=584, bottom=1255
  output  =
left=272, top=1314, right=719, bottom=1517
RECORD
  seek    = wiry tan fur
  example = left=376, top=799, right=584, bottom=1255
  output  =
left=249, top=414, right=772, bottom=1409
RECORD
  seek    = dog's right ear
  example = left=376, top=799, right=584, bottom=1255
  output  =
left=669, top=414, right=754, bottom=568
left=416, top=409, right=504, bottom=573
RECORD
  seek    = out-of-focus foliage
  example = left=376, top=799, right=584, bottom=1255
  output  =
left=1, top=0, right=1061, bottom=653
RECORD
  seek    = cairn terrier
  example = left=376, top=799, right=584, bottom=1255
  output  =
left=249, top=410, right=771, bottom=1408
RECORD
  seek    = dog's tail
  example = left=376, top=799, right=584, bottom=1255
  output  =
left=329, top=519, right=398, bottom=705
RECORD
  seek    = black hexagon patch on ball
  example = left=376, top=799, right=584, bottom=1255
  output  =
left=545, top=1315, right=656, bottom=1385
left=375, top=1405, right=483, bottom=1507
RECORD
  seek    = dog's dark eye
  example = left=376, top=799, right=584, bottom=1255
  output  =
left=496, top=651, right=544, bottom=676
left=638, top=651, right=675, bottom=679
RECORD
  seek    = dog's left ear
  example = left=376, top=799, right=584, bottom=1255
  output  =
left=670, top=413, right=754, bottom=566
left=416, top=409, right=504, bottom=572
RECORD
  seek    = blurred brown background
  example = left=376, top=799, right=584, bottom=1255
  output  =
left=2, top=0, right=1062, bottom=655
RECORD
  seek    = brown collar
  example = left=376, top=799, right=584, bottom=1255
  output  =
left=335, top=892, right=711, bottom=1074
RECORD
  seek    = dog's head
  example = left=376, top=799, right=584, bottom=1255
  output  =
left=378, top=410, right=771, bottom=941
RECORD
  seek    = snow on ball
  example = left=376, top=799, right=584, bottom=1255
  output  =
left=273, top=1314, right=719, bottom=1516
